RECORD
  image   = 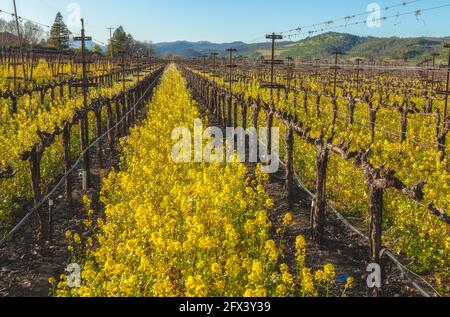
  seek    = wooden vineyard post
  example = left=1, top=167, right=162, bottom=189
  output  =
left=8, top=59, right=23, bottom=114
left=222, top=94, right=227, bottom=127
left=209, top=86, right=214, bottom=112
left=11, top=95, right=17, bottom=115
left=216, top=90, right=221, bottom=123
left=116, top=98, right=122, bottom=137
left=48, top=198, right=54, bottom=243
left=284, top=57, right=296, bottom=208
left=138, top=84, right=142, bottom=120
left=119, top=52, right=133, bottom=134
left=285, top=125, right=295, bottom=208
left=209, top=85, right=213, bottom=111
left=227, top=96, right=232, bottom=127
left=122, top=94, right=128, bottom=135
left=132, top=88, right=136, bottom=123
left=138, top=86, right=143, bottom=119
left=225, top=48, right=237, bottom=128
left=242, top=98, right=248, bottom=131
left=267, top=110, right=274, bottom=157
left=355, top=58, right=363, bottom=97
left=331, top=49, right=342, bottom=99
left=368, top=100, right=380, bottom=144
left=7, top=50, right=25, bottom=115
left=252, top=99, right=260, bottom=159
left=133, top=89, right=138, bottom=124
left=241, top=98, right=249, bottom=154
left=358, top=153, right=385, bottom=297
left=218, top=93, right=223, bottom=126
left=59, top=83, right=64, bottom=99
left=132, top=67, right=143, bottom=124
left=425, top=53, right=439, bottom=113
left=79, top=110, right=90, bottom=188
left=311, top=52, right=340, bottom=249
left=106, top=99, right=115, bottom=152
left=233, top=100, right=238, bottom=129
left=211, top=52, right=220, bottom=117
left=219, top=91, right=226, bottom=126
left=260, top=33, right=285, bottom=159
left=203, top=82, right=207, bottom=103
left=128, top=92, right=132, bottom=129
left=206, top=84, right=211, bottom=110
left=368, top=184, right=383, bottom=265
left=74, top=19, right=95, bottom=189
left=443, top=44, right=450, bottom=129
left=311, top=140, right=329, bottom=249
left=29, top=146, right=48, bottom=251
left=213, top=88, right=217, bottom=123
left=50, top=86, right=55, bottom=102
left=62, top=122, right=72, bottom=205
left=215, top=89, right=220, bottom=123
left=68, top=81, right=73, bottom=98
left=348, top=96, right=356, bottom=124
left=135, top=88, right=140, bottom=121
left=129, top=91, right=135, bottom=125
left=368, top=180, right=384, bottom=297
left=400, top=101, right=410, bottom=143
left=130, top=91, right=135, bottom=126
left=252, top=100, right=260, bottom=130
left=315, top=95, right=321, bottom=118
left=285, top=56, right=294, bottom=93
left=94, top=105, right=103, bottom=168
left=436, top=44, right=450, bottom=158
left=131, top=88, right=139, bottom=125
left=213, top=88, right=218, bottom=122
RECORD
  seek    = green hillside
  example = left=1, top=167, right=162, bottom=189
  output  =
left=240, top=32, right=449, bottom=63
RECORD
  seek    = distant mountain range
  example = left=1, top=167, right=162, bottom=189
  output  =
left=154, top=32, right=450, bottom=62
left=66, top=31, right=449, bottom=62
left=154, top=41, right=247, bottom=58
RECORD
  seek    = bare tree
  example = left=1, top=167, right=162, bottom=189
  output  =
left=23, top=21, right=44, bottom=47
left=0, top=18, right=21, bottom=46
left=0, top=18, right=8, bottom=32
left=0, top=18, right=45, bottom=47
left=131, top=40, right=155, bottom=57
left=6, top=20, right=19, bottom=34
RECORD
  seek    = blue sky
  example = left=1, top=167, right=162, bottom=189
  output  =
left=1, top=0, right=449, bottom=44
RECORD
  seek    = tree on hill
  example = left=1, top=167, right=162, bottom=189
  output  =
left=108, top=26, right=155, bottom=57
left=109, top=26, right=133, bottom=56
left=48, top=12, right=71, bottom=50
left=131, top=40, right=155, bottom=57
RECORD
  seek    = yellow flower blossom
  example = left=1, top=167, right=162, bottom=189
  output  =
left=283, top=212, right=294, bottom=226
